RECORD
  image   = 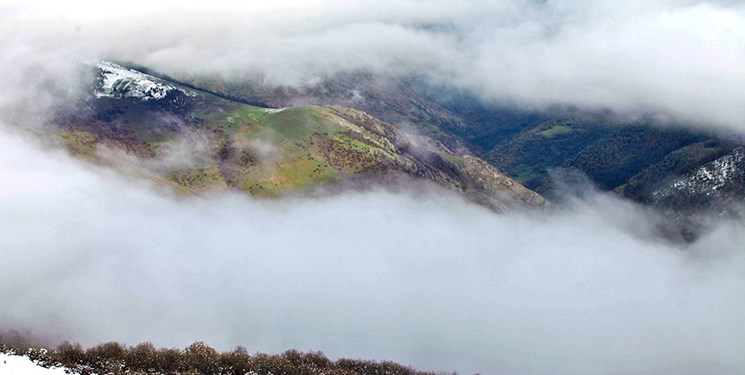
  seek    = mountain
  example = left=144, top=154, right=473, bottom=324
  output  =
left=164, top=69, right=745, bottom=215
left=44, top=61, right=745, bottom=218
left=48, top=62, right=545, bottom=211
left=648, top=147, right=745, bottom=210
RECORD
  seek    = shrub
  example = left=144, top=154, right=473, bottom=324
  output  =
left=1, top=336, right=439, bottom=375
left=219, top=347, right=253, bottom=374
left=85, top=341, right=126, bottom=373
left=126, top=342, right=158, bottom=373
left=156, top=347, right=182, bottom=374
left=183, top=341, right=219, bottom=374
left=56, top=341, right=87, bottom=373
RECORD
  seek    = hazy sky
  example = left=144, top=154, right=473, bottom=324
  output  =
left=2, top=1, right=745, bottom=374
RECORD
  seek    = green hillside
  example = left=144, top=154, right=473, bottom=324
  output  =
left=51, top=63, right=545, bottom=211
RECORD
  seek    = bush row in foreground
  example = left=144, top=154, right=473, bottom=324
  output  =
left=0, top=331, right=454, bottom=375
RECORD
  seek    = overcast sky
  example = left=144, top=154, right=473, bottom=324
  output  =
left=2, top=1, right=745, bottom=374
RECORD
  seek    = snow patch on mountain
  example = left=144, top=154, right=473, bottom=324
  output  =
left=654, top=147, right=745, bottom=203
left=93, top=61, right=193, bottom=101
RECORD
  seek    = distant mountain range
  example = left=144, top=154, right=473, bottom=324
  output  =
left=42, top=61, right=745, bottom=227
left=155, top=65, right=744, bottom=215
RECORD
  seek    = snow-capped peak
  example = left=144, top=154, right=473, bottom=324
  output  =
left=93, top=61, right=192, bottom=101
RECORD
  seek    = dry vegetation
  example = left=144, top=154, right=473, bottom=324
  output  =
left=0, top=331, right=454, bottom=375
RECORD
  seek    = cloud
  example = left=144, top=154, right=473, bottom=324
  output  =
left=2, top=2, right=745, bottom=374
left=1, top=128, right=744, bottom=374
left=3, top=0, right=745, bottom=132
left=97, top=127, right=216, bottom=173
left=459, top=1, right=745, bottom=130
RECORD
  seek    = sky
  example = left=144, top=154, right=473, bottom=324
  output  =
left=1, top=1, right=745, bottom=374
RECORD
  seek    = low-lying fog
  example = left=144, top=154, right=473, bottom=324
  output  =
left=3, top=1, right=745, bottom=373
left=1, top=129, right=743, bottom=375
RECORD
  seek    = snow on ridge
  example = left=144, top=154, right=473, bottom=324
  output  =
left=0, top=352, right=75, bottom=375
left=93, top=61, right=193, bottom=101
left=654, top=147, right=745, bottom=199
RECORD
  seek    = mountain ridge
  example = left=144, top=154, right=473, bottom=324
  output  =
left=42, top=60, right=745, bottom=220
left=169, top=68, right=745, bottom=215
left=46, top=62, right=546, bottom=211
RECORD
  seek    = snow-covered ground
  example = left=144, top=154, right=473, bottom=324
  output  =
left=654, top=147, right=745, bottom=200
left=0, top=353, right=74, bottom=375
left=93, top=61, right=192, bottom=101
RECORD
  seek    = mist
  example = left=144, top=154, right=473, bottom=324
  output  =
left=2, top=1, right=745, bottom=374
left=1, top=128, right=744, bottom=374
left=2, top=0, right=745, bottom=132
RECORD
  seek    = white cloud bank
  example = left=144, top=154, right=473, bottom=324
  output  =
left=2, top=2, right=745, bottom=374
left=3, top=0, right=745, bottom=131
left=1, top=128, right=744, bottom=374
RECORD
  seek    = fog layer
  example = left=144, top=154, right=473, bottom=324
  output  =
left=2, top=2, right=745, bottom=374
left=2, top=0, right=745, bottom=131
left=1, top=129, right=744, bottom=375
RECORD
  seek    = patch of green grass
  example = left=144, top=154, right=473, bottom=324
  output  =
left=541, top=124, right=573, bottom=138
left=276, top=157, right=339, bottom=188
left=162, top=104, right=401, bottom=196
left=261, top=107, right=341, bottom=140
left=229, top=135, right=340, bottom=196
left=229, top=106, right=272, bottom=124
left=221, top=106, right=350, bottom=194
left=209, top=106, right=344, bottom=144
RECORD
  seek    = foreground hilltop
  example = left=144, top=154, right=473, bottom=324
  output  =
left=50, top=62, right=545, bottom=211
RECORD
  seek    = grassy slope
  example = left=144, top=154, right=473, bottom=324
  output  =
left=194, top=105, right=345, bottom=196
left=52, top=66, right=547, bottom=209
left=55, top=101, right=350, bottom=197
left=57, top=97, right=545, bottom=209
left=152, top=70, right=740, bottom=209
